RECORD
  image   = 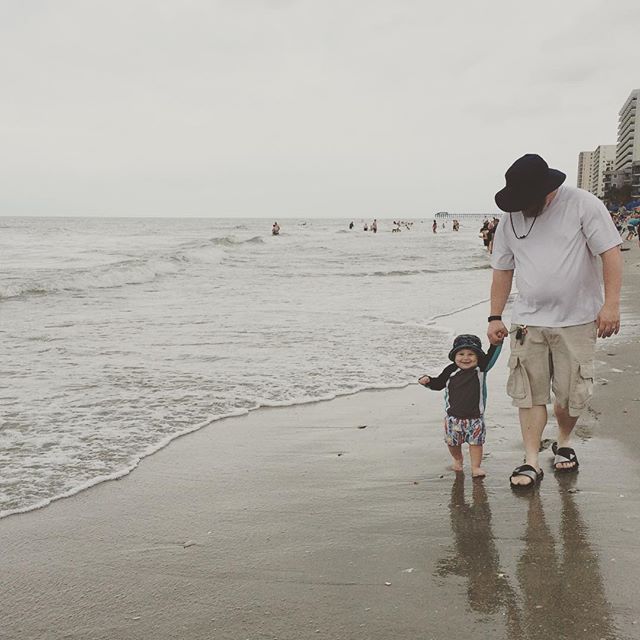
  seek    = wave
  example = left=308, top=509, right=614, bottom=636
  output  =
left=210, top=235, right=264, bottom=247
left=0, top=380, right=413, bottom=521
left=0, top=257, right=184, bottom=300
left=372, top=269, right=435, bottom=277
left=0, top=234, right=267, bottom=301
left=339, top=263, right=491, bottom=278
left=428, top=297, right=491, bottom=321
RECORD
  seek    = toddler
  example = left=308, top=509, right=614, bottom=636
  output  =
left=419, top=334, right=502, bottom=477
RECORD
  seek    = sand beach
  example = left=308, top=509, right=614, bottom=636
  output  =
left=1, top=249, right=640, bottom=639
left=3, top=3, right=640, bottom=638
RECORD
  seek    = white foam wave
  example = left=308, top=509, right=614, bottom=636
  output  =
left=0, top=258, right=182, bottom=299
left=0, top=234, right=266, bottom=300
left=0, top=381, right=415, bottom=521
left=210, top=235, right=265, bottom=247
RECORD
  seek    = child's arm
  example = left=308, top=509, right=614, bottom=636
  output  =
left=481, top=341, right=503, bottom=372
left=418, top=363, right=457, bottom=390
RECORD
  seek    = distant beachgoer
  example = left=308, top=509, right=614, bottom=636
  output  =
left=272, top=222, right=280, bottom=236
left=432, top=220, right=437, bottom=234
left=349, top=221, right=354, bottom=230
left=612, top=212, right=623, bottom=234
left=372, top=219, right=378, bottom=233
left=480, top=220, right=493, bottom=250
left=486, top=221, right=497, bottom=254
left=625, top=217, right=640, bottom=240
left=364, top=223, right=368, bottom=231
left=419, top=334, right=502, bottom=477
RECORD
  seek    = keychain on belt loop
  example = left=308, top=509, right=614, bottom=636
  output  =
left=509, top=324, right=528, bottom=345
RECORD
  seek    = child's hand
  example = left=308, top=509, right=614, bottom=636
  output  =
left=418, top=375, right=430, bottom=386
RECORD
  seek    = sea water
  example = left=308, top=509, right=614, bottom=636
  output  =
left=0, top=216, right=492, bottom=517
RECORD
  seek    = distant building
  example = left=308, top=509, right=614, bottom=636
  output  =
left=590, top=145, right=616, bottom=199
left=614, top=89, right=640, bottom=198
left=577, top=151, right=593, bottom=191
left=577, top=145, right=615, bottom=199
left=603, top=166, right=631, bottom=201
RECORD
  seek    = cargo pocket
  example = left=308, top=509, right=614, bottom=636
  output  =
left=569, top=361, right=594, bottom=414
left=507, top=355, right=529, bottom=400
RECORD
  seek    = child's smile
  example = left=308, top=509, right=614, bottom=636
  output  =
left=454, top=349, right=479, bottom=370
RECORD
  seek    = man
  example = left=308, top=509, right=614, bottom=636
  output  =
left=487, top=154, right=623, bottom=489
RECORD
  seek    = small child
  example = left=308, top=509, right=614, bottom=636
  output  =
left=419, top=334, right=502, bottom=477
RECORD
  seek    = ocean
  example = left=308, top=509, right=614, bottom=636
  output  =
left=0, top=216, right=492, bottom=518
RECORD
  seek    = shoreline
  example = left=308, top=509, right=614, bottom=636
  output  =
left=2, top=249, right=640, bottom=639
left=0, top=288, right=492, bottom=522
left=0, top=383, right=418, bottom=521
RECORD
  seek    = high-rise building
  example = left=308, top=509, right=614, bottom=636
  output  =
left=615, top=88, right=640, bottom=198
left=590, top=145, right=616, bottom=199
left=577, top=151, right=593, bottom=191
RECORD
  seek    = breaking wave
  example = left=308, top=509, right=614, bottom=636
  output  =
left=0, top=234, right=266, bottom=300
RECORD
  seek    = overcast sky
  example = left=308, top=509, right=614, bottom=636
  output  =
left=1, top=0, right=638, bottom=217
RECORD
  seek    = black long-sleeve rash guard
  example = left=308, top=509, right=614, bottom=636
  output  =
left=422, top=343, right=502, bottom=419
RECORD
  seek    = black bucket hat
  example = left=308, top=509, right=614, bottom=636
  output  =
left=448, top=334, right=485, bottom=362
left=494, top=154, right=566, bottom=213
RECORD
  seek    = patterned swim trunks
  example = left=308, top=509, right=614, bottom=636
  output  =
left=444, top=416, right=486, bottom=446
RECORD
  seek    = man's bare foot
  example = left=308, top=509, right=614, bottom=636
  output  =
left=471, top=467, right=486, bottom=478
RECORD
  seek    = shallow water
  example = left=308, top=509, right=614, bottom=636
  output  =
left=0, top=216, right=493, bottom=516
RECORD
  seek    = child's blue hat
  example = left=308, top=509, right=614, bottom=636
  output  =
left=448, top=334, right=485, bottom=362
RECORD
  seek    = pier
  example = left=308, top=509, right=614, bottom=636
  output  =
left=434, top=211, right=502, bottom=219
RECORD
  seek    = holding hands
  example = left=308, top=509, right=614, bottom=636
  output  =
left=418, top=375, right=430, bottom=386
left=487, top=319, right=508, bottom=345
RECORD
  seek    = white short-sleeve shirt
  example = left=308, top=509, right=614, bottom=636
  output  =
left=490, top=185, right=621, bottom=327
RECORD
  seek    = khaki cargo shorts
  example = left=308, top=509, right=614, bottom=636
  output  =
left=506, top=322, right=596, bottom=417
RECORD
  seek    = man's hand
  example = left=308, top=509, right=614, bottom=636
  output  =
left=487, top=320, right=508, bottom=345
left=418, top=375, right=430, bottom=386
left=598, top=246, right=622, bottom=338
left=596, top=303, right=620, bottom=338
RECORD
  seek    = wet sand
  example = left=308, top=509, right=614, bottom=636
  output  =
left=2, top=249, right=640, bottom=640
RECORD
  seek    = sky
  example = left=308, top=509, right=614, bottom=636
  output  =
left=1, top=0, right=639, bottom=218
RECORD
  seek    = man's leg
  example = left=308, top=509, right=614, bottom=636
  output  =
left=549, top=323, right=597, bottom=471
left=511, top=405, right=548, bottom=486
left=553, top=404, right=579, bottom=470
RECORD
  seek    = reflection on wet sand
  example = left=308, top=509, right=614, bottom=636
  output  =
left=516, top=476, right=617, bottom=639
left=437, top=475, right=618, bottom=639
left=436, top=475, right=522, bottom=635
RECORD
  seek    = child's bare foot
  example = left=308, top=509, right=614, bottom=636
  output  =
left=447, top=445, right=463, bottom=472
left=471, top=467, right=486, bottom=478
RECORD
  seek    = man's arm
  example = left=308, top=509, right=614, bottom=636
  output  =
left=487, top=269, right=513, bottom=345
left=597, top=246, right=622, bottom=338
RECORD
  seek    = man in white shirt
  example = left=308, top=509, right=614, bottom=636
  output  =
left=487, top=154, right=623, bottom=489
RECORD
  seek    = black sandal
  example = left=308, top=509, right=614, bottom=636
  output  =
left=510, top=464, right=544, bottom=490
left=551, top=442, right=579, bottom=473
